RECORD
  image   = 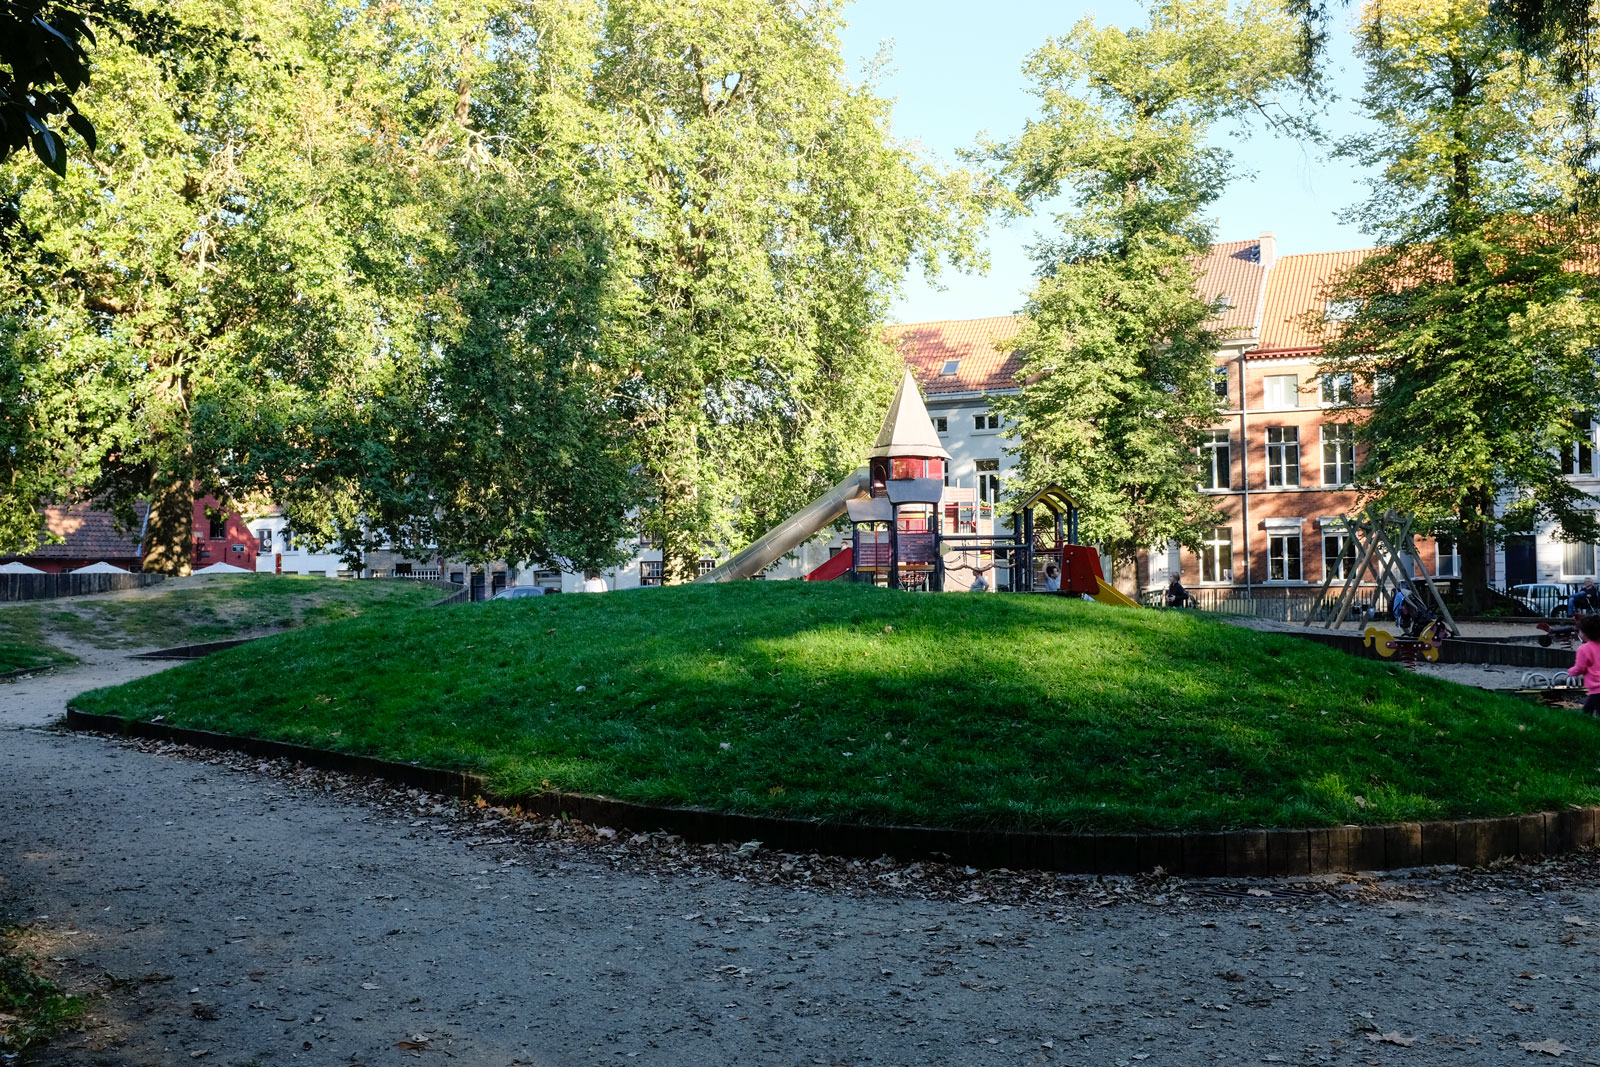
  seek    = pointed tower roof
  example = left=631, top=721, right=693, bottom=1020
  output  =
left=870, top=370, right=950, bottom=460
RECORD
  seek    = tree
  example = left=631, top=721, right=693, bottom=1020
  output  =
left=993, top=0, right=1316, bottom=568
left=0, top=0, right=231, bottom=173
left=585, top=0, right=989, bottom=582
left=0, top=0, right=637, bottom=574
left=1316, top=0, right=1598, bottom=612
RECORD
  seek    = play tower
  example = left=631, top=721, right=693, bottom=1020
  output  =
left=697, top=371, right=1136, bottom=605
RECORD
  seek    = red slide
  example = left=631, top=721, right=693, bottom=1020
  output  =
left=806, top=548, right=854, bottom=581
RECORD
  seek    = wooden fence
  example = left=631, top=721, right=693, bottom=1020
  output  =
left=0, top=571, right=165, bottom=602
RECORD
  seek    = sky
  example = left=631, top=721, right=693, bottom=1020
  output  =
left=834, top=0, right=1379, bottom=324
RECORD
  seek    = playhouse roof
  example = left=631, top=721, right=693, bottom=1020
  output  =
left=870, top=370, right=951, bottom=460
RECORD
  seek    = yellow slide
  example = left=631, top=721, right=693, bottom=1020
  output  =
left=1091, top=576, right=1140, bottom=608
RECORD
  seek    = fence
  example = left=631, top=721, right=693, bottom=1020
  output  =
left=1138, top=586, right=1336, bottom=623
left=0, top=571, right=165, bottom=602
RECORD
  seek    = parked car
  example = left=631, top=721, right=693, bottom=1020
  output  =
left=491, top=585, right=548, bottom=600
left=1509, top=583, right=1570, bottom=616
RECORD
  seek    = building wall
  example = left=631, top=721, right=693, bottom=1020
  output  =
left=191, top=497, right=258, bottom=571
left=247, top=514, right=350, bottom=577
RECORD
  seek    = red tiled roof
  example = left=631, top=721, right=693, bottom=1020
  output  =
left=1254, top=247, right=1377, bottom=357
left=890, top=237, right=1270, bottom=393
left=887, top=315, right=1025, bottom=395
left=3, top=503, right=150, bottom=561
left=1194, top=238, right=1268, bottom=337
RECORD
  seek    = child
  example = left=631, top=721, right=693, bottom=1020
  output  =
left=1043, top=564, right=1061, bottom=593
left=1568, top=614, right=1600, bottom=715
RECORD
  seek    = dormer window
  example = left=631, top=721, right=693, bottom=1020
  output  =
left=940, top=358, right=960, bottom=376
left=1325, top=298, right=1362, bottom=321
left=1217, top=294, right=1234, bottom=310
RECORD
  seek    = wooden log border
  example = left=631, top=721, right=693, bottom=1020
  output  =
left=64, top=709, right=1600, bottom=878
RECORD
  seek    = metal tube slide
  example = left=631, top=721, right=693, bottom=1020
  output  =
left=696, top=467, right=871, bottom=583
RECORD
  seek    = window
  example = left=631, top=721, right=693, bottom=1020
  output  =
left=1264, top=374, right=1299, bottom=408
left=1436, top=536, right=1460, bottom=578
left=891, top=457, right=943, bottom=480
left=1322, top=424, right=1354, bottom=486
left=940, top=358, right=960, bottom=376
left=976, top=458, right=1000, bottom=508
left=256, top=528, right=272, bottom=552
left=933, top=417, right=948, bottom=433
left=1564, top=542, right=1596, bottom=577
left=973, top=412, right=1000, bottom=431
left=1561, top=414, right=1595, bottom=476
left=281, top=528, right=294, bottom=551
left=394, top=562, right=413, bottom=575
left=208, top=517, right=225, bottom=539
left=230, top=543, right=244, bottom=553
left=1320, top=373, right=1353, bottom=406
left=1212, top=365, right=1230, bottom=402
left=1325, top=297, right=1362, bottom=321
left=639, top=525, right=660, bottom=550
left=1266, top=427, right=1300, bottom=486
left=1199, top=430, right=1231, bottom=490
left=1323, top=531, right=1356, bottom=580
left=450, top=571, right=464, bottom=584
left=1268, top=532, right=1303, bottom=582
left=697, top=558, right=718, bottom=577
left=1201, top=527, right=1233, bottom=583
left=640, top=560, right=664, bottom=586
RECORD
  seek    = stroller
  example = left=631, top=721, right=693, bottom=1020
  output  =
left=1393, top=584, right=1456, bottom=640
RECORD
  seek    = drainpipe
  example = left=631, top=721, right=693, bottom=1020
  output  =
left=1238, top=348, right=1253, bottom=595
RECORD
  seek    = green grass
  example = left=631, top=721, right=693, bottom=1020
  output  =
left=71, top=582, right=1600, bottom=833
left=0, top=573, right=443, bottom=652
left=0, top=919, right=83, bottom=1057
left=0, top=608, right=76, bottom=674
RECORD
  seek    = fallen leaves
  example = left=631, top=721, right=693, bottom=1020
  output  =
left=395, top=1035, right=431, bottom=1050
left=1367, top=1032, right=1416, bottom=1047
left=1520, top=1039, right=1574, bottom=1056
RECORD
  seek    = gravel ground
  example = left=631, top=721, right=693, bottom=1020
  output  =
left=6, top=656, right=1600, bottom=1064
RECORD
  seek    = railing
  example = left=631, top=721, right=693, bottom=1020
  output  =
left=1138, top=586, right=1345, bottom=623
left=0, top=571, right=165, bottom=602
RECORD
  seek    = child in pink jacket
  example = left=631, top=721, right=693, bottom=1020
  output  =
left=1567, top=614, right=1600, bottom=715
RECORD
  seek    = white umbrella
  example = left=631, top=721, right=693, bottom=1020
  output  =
left=71, top=561, right=129, bottom=574
left=0, top=561, right=44, bottom=574
left=193, top=561, right=251, bottom=575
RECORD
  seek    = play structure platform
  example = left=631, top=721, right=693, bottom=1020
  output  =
left=698, top=371, right=1134, bottom=605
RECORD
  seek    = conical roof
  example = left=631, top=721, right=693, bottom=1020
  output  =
left=870, top=370, right=950, bottom=460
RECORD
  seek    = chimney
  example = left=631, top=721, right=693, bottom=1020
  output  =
left=1258, top=231, right=1278, bottom=272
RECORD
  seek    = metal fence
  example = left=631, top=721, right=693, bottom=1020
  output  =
left=1138, top=586, right=1342, bottom=623
left=0, top=571, right=165, bottom=602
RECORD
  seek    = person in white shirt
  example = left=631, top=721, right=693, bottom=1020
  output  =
left=1043, top=563, right=1061, bottom=593
left=581, top=570, right=607, bottom=593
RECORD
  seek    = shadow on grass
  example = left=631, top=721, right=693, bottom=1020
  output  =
left=71, top=582, right=1600, bottom=833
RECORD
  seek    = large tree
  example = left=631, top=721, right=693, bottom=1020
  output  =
left=585, top=0, right=988, bottom=582
left=1317, top=0, right=1597, bottom=612
left=993, top=0, right=1316, bottom=568
left=0, top=0, right=637, bottom=574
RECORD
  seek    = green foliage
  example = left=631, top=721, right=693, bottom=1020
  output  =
left=1, top=0, right=984, bottom=578
left=73, top=582, right=1600, bottom=832
left=1318, top=0, right=1598, bottom=605
left=0, top=919, right=83, bottom=1057
left=994, top=0, right=1316, bottom=565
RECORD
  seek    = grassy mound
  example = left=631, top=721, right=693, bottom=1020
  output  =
left=0, top=573, right=443, bottom=653
left=71, top=582, right=1600, bottom=833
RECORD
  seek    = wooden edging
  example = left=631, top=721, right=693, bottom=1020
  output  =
left=63, top=709, right=1600, bottom=877
left=1287, top=628, right=1577, bottom=668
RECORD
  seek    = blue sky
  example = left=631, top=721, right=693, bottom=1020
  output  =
left=835, top=1, right=1379, bottom=323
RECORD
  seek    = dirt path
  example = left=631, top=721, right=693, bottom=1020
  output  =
left=5, top=655, right=1600, bottom=1063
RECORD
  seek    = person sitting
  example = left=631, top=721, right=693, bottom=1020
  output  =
left=1165, top=577, right=1195, bottom=608
left=1043, top=564, right=1061, bottom=593
left=1572, top=578, right=1599, bottom=615
left=581, top=570, right=608, bottom=593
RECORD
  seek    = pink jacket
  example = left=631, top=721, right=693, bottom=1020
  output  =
left=1572, top=640, right=1600, bottom=694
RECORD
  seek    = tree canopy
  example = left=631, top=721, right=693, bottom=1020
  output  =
left=993, top=0, right=1316, bottom=567
left=1316, top=0, right=1598, bottom=610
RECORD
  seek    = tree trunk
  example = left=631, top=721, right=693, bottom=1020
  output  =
left=142, top=478, right=193, bottom=576
left=1458, top=486, right=1496, bottom=614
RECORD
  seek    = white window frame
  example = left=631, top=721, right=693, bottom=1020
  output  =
left=1199, top=430, right=1230, bottom=491
left=1321, top=423, right=1354, bottom=487
left=940, top=358, right=960, bottom=376
left=1267, top=531, right=1303, bottom=583
left=975, top=458, right=1000, bottom=508
left=933, top=416, right=948, bottom=433
left=972, top=412, right=1000, bottom=432
left=1320, top=373, right=1353, bottom=406
left=1436, top=535, right=1460, bottom=578
left=1264, top=374, right=1299, bottom=409
left=1212, top=365, right=1230, bottom=402
left=1200, top=526, right=1233, bottom=584
left=1266, top=426, right=1300, bottom=487
left=1563, top=542, right=1596, bottom=579
left=1323, top=531, right=1356, bottom=581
